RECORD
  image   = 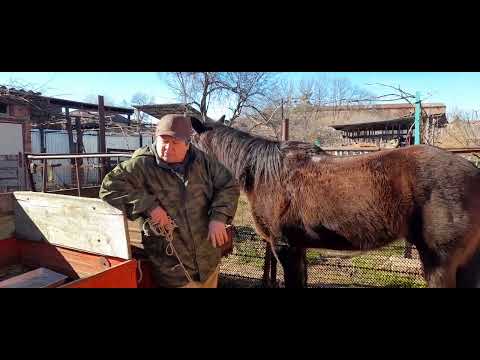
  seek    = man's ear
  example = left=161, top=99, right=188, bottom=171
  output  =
left=191, top=116, right=208, bottom=134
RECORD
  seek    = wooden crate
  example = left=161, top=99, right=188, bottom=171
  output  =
left=0, top=192, right=138, bottom=288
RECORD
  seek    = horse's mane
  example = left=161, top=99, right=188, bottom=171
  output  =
left=196, top=125, right=325, bottom=190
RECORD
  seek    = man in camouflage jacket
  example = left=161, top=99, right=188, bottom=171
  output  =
left=99, top=114, right=240, bottom=288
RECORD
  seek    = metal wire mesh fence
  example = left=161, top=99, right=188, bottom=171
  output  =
left=219, top=194, right=427, bottom=288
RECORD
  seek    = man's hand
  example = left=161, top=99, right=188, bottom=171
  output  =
left=149, top=206, right=169, bottom=226
left=208, top=220, right=228, bottom=248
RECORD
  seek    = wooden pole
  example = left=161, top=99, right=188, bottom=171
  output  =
left=75, top=116, right=84, bottom=187
left=74, top=158, right=82, bottom=197
left=98, top=96, right=106, bottom=182
left=66, top=108, right=75, bottom=154
left=24, top=153, right=36, bottom=191
left=65, top=107, right=76, bottom=187
left=42, top=159, right=48, bottom=192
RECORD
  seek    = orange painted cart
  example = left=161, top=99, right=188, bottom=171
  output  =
left=0, top=191, right=140, bottom=288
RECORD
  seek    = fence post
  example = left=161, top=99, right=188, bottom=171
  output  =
left=414, top=91, right=421, bottom=145
left=75, top=116, right=84, bottom=187
left=404, top=91, right=422, bottom=258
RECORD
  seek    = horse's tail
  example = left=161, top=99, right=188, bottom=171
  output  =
left=456, top=169, right=480, bottom=287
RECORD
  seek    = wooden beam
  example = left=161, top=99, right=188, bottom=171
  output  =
left=44, top=97, right=134, bottom=115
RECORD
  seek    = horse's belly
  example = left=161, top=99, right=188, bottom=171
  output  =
left=290, top=224, right=359, bottom=250
left=295, top=222, right=397, bottom=251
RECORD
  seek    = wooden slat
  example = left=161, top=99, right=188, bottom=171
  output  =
left=0, top=193, right=15, bottom=241
left=0, top=193, right=14, bottom=214
left=0, top=155, right=19, bottom=161
left=0, top=163, right=18, bottom=169
left=0, top=169, right=18, bottom=178
left=0, top=215, right=15, bottom=240
left=14, top=191, right=131, bottom=260
left=0, top=267, right=68, bottom=288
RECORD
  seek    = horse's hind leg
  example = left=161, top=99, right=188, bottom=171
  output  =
left=411, top=227, right=480, bottom=288
left=410, top=234, right=459, bottom=288
left=422, top=263, right=457, bottom=288
left=421, top=225, right=480, bottom=288
left=454, top=229, right=480, bottom=288
left=274, top=244, right=308, bottom=288
left=407, top=214, right=457, bottom=288
left=456, top=248, right=480, bottom=288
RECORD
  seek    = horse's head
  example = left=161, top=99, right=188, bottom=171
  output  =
left=190, top=115, right=227, bottom=154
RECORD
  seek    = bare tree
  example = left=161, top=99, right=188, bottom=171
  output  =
left=164, top=72, right=277, bottom=124
left=217, top=72, right=276, bottom=124
left=234, top=78, right=296, bottom=140
left=230, top=76, right=372, bottom=142
left=131, top=92, right=155, bottom=125
left=165, top=72, right=224, bottom=122
left=441, top=109, right=480, bottom=148
left=245, top=76, right=375, bottom=143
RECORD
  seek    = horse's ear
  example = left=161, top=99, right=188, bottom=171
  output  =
left=191, top=116, right=208, bottom=134
left=219, top=114, right=232, bottom=126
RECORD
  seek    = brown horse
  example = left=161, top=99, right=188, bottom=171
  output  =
left=190, top=117, right=480, bottom=288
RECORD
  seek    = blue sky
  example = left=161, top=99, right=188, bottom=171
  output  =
left=1, top=72, right=479, bottom=118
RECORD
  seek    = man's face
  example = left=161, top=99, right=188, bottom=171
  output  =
left=156, top=135, right=189, bottom=163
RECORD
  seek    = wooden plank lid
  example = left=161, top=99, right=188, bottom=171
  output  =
left=14, top=191, right=131, bottom=260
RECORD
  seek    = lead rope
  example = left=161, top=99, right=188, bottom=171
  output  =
left=142, top=216, right=194, bottom=283
left=267, top=238, right=281, bottom=264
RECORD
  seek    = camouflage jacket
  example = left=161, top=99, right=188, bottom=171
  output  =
left=99, top=143, right=240, bottom=287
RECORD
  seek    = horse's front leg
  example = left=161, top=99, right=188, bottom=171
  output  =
left=274, top=244, right=308, bottom=288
